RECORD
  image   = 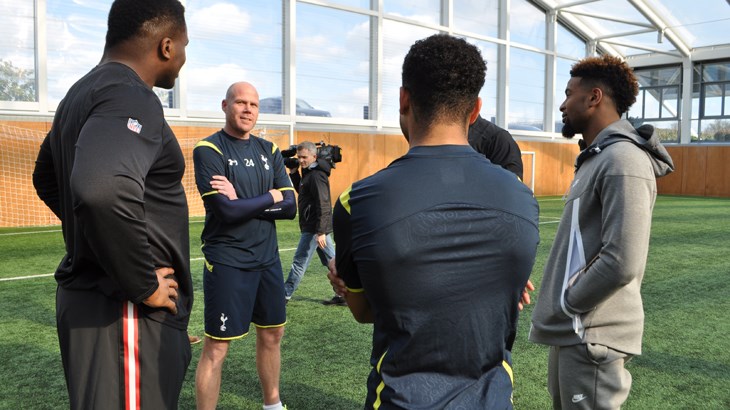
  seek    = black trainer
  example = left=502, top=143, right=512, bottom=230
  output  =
left=322, top=295, right=347, bottom=306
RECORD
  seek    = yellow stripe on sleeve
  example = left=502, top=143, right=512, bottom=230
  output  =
left=502, top=360, right=514, bottom=385
left=194, top=140, right=223, bottom=155
left=338, top=185, right=353, bottom=214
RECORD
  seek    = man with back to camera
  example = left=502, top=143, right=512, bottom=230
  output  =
left=193, top=81, right=296, bottom=410
left=31, top=0, right=192, bottom=408
left=529, top=55, right=674, bottom=409
left=283, top=141, right=342, bottom=305
left=468, top=114, right=524, bottom=180
left=327, top=34, right=540, bottom=409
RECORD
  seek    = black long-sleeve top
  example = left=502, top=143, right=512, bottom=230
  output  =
left=468, top=115, right=524, bottom=180
left=32, top=62, right=192, bottom=330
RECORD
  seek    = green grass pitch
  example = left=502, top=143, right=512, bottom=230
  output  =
left=0, top=196, right=728, bottom=409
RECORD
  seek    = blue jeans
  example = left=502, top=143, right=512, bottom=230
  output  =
left=284, top=231, right=335, bottom=298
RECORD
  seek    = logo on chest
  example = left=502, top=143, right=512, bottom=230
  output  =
left=228, top=154, right=270, bottom=170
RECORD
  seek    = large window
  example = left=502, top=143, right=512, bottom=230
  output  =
left=46, top=1, right=110, bottom=106
left=383, top=0, right=440, bottom=25
left=381, top=20, right=438, bottom=124
left=554, top=58, right=574, bottom=133
left=453, top=0, right=500, bottom=39
left=510, top=0, right=546, bottom=49
left=0, top=1, right=35, bottom=103
left=509, top=47, right=545, bottom=131
left=0, top=0, right=605, bottom=135
left=469, top=39, right=499, bottom=123
left=629, top=66, right=682, bottom=143
left=296, top=3, right=370, bottom=120
left=555, top=24, right=587, bottom=132
left=693, top=61, right=730, bottom=142
left=186, top=0, right=282, bottom=114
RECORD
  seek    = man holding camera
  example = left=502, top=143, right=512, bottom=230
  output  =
left=284, top=141, right=342, bottom=305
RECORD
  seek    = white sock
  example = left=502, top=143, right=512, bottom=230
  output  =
left=263, top=402, right=283, bottom=410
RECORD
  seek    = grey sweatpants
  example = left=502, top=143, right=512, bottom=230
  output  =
left=548, top=344, right=633, bottom=409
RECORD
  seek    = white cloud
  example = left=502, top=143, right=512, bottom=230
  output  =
left=188, top=2, right=251, bottom=38
left=187, top=63, right=249, bottom=90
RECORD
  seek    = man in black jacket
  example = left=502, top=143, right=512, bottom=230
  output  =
left=284, top=141, right=341, bottom=305
left=468, top=114, right=524, bottom=180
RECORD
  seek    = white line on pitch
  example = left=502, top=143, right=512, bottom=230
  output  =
left=1, top=248, right=297, bottom=282
left=0, top=229, right=62, bottom=236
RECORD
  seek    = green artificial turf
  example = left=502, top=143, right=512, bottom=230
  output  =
left=0, top=196, right=728, bottom=409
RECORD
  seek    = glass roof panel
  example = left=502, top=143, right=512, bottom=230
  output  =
left=645, top=0, right=730, bottom=49
left=545, top=0, right=730, bottom=59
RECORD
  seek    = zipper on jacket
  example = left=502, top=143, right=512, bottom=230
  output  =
left=560, top=197, right=586, bottom=339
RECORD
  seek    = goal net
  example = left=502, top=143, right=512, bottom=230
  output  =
left=0, top=123, right=290, bottom=227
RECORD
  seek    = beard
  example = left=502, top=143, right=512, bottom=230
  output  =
left=561, top=121, right=577, bottom=139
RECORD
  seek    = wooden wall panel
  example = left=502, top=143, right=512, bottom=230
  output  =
left=4, top=118, right=730, bottom=226
left=680, top=146, right=707, bottom=196
left=521, top=151, right=535, bottom=190
left=656, top=146, right=683, bottom=195
left=705, top=146, right=730, bottom=197
left=517, top=140, right=579, bottom=197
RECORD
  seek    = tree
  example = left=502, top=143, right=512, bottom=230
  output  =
left=703, top=119, right=730, bottom=141
left=0, top=59, right=35, bottom=102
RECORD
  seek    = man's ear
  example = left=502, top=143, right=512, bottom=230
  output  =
left=399, top=86, right=410, bottom=115
left=159, top=37, right=173, bottom=61
left=468, top=97, right=482, bottom=125
left=588, top=87, right=603, bottom=107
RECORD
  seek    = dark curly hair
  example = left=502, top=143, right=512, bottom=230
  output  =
left=570, top=55, right=638, bottom=116
left=106, top=0, right=186, bottom=49
left=402, top=34, right=486, bottom=129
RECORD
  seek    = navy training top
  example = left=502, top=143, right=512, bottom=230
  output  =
left=333, top=144, right=540, bottom=409
left=193, top=131, right=294, bottom=269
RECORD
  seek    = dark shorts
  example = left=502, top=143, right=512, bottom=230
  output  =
left=56, top=286, right=191, bottom=410
left=203, top=259, right=287, bottom=340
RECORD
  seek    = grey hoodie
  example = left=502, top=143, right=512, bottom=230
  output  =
left=529, top=119, right=674, bottom=355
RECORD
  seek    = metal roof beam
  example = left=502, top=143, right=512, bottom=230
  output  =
left=554, top=0, right=601, bottom=11
left=594, top=27, right=657, bottom=40
left=600, top=39, right=682, bottom=57
left=627, top=0, right=691, bottom=58
left=560, top=9, right=654, bottom=28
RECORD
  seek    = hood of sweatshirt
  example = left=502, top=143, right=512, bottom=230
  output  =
left=303, top=157, right=332, bottom=177
left=575, top=119, right=674, bottom=178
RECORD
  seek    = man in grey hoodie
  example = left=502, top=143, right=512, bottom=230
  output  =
left=529, top=55, right=674, bottom=409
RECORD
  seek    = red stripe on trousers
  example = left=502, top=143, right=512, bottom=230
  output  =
left=123, top=302, right=141, bottom=410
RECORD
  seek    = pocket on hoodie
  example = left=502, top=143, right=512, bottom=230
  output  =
left=584, top=343, right=609, bottom=364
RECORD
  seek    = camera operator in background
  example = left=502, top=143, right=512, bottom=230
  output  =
left=284, top=141, right=343, bottom=306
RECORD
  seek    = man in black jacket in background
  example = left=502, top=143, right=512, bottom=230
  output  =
left=468, top=114, right=524, bottom=180
left=284, top=141, right=341, bottom=305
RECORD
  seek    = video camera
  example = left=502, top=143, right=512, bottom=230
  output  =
left=281, top=141, right=342, bottom=169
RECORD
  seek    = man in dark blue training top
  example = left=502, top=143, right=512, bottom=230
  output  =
left=32, top=1, right=191, bottom=408
left=328, top=34, right=540, bottom=409
left=193, top=81, right=295, bottom=410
